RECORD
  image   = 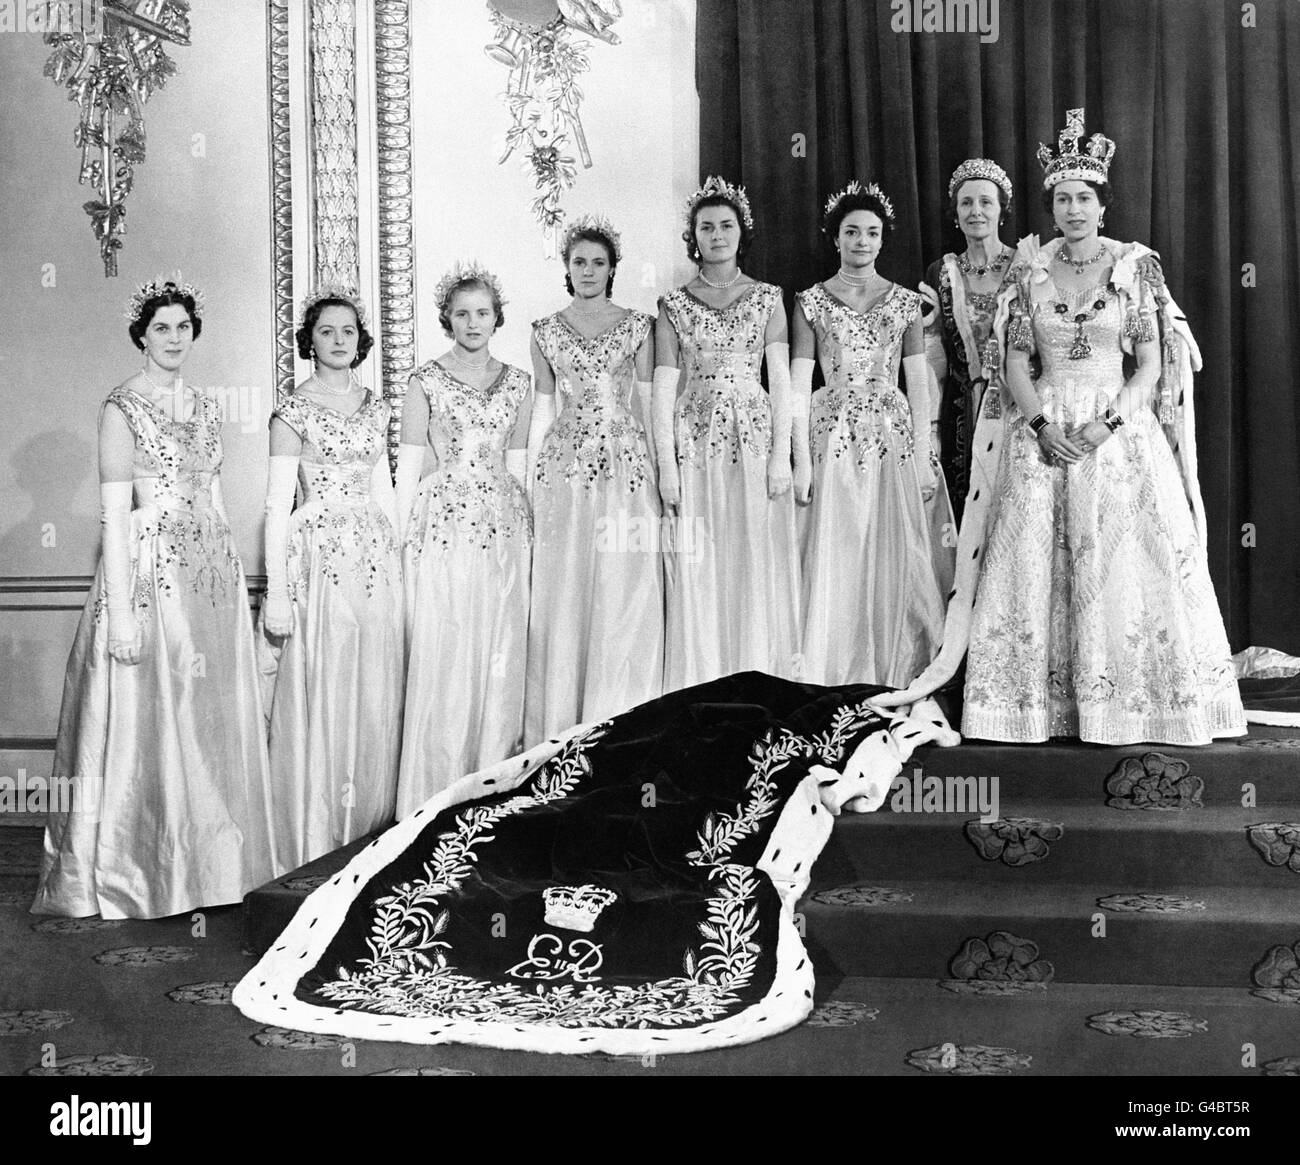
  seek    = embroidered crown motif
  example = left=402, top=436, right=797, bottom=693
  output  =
left=948, top=158, right=1013, bottom=203
left=1037, top=108, right=1116, bottom=189
left=542, top=884, right=617, bottom=933
left=824, top=179, right=895, bottom=226
left=433, top=260, right=506, bottom=312
left=298, top=284, right=369, bottom=330
left=685, top=175, right=754, bottom=230
left=562, top=213, right=623, bottom=262
left=124, top=272, right=205, bottom=323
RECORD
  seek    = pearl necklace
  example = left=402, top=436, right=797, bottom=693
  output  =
left=956, top=247, right=1009, bottom=278
left=698, top=267, right=742, bottom=288
left=141, top=365, right=180, bottom=394
left=837, top=267, right=878, bottom=285
left=306, top=371, right=360, bottom=396
left=447, top=347, right=491, bottom=371
left=1056, top=244, right=1108, bottom=275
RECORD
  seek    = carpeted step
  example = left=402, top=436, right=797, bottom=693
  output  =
left=243, top=833, right=378, bottom=956
left=912, top=729, right=1299, bottom=804
left=811, top=801, right=1300, bottom=889
left=800, top=879, right=1300, bottom=988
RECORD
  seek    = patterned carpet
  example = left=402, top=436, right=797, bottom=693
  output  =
left=5, top=812, right=1300, bottom=1078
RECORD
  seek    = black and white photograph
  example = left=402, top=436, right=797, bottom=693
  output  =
left=1, top=0, right=1297, bottom=1131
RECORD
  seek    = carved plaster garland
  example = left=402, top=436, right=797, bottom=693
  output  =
left=42, top=0, right=192, bottom=277
left=484, top=0, right=622, bottom=254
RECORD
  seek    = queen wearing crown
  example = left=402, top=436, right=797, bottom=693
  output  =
left=792, top=181, right=950, bottom=686
left=33, top=277, right=281, bottom=918
left=922, top=158, right=1019, bottom=525
left=653, top=176, right=801, bottom=691
left=524, top=214, right=662, bottom=741
left=394, top=262, right=533, bottom=812
left=257, top=288, right=403, bottom=867
left=878, top=111, right=1245, bottom=745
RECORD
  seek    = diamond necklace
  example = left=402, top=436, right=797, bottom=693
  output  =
left=1056, top=244, right=1108, bottom=275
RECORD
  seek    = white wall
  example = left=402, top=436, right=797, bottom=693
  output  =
left=409, top=0, right=699, bottom=369
left=0, top=0, right=699, bottom=770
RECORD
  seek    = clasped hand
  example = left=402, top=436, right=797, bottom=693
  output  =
left=1037, top=420, right=1112, bottom=464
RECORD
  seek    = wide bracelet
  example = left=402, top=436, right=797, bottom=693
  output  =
left=1028, top=413, right=1049, bottom=435
left=1103, top=411, right=1125, bottom=432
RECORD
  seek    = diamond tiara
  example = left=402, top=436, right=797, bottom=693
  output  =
left=684, top=175, right=754, bottom=230
left=297, top=284, right=370, bottom=330
left=433, top=260, right=506, bottom=312
left=823, top=179, right=895, bottom=226
left=561, top=212, right=623, bottom=263
left=124, top=272, right=205, bottom=324
left=948, top=158, right=1013, bottom=203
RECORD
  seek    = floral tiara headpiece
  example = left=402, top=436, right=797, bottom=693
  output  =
left=947, top=158, right=1013, bottom=203
left=823, top=180, right=895, bottom=227
left=124, top=272, right=205, bottom=323
left=433, top=260, right=506, bottom=312
left=1037, top=108, right=1116, bottom=189
left=561, top=213, right=623, bottom=263
left=297, top=284, right=369, bottom=330
left=684, top=175, right=754, bottom=230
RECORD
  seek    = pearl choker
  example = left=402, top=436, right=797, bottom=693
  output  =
left=699, top=267, right=742, bottom=288
left=306, top=372, right=360, bottom=396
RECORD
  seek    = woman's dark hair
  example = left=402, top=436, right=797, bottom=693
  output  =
left=1041, top=179, right=1111, bottom=214
left=295, top=298, right=373, bottom=366
left=822, top=191, right=894, bottom=241
left=438, top=278, right=506, bottom=338
left=682, top=193, right=754, bottom=263
left=947, top=177, right=1011, bottom=227
left=128, top=290, right=202, bottom=351
left=563, top=228, right=618, bottom=297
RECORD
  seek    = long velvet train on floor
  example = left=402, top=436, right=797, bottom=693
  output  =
left=233, top=672, right=957, bottom=1054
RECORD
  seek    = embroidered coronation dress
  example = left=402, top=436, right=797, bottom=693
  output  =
left=658, top=283, right=801, bottom=691
left=796, top=283, right=949, bottom=686
left=526, top=310, right=663, bottom=741
left=397, top=362, right=532, bottom=816
left=962, top=245, right=1246, bottom=744
left=257, top=391, right=403, bottom=868
left=33, top=388, right=279, bottom=918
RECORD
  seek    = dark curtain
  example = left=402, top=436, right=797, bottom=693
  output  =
left=696, top=0, right=1300, bottom=654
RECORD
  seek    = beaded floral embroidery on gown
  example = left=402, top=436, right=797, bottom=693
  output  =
left=397, top=362, right=532, bottom=815
left=526, top=310, right=663, bottom=741
left=33, top=388, right=279, bottom=918
left=257, top=391, right=403, bottom=867
left=796, top=283, right=948, bottom=686
left=658, top=283, right=801, bottom=691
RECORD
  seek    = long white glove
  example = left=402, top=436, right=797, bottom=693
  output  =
left=211, top=475, right=232, bottom=526
left=394, top=442, right=425, bottom=541
left=526, top=391, right=557, bottom=491
left=791, top=356, right=814, bottom=504
left=634, top=378, right=656, bottom=470
left=262, top=454, right=299, bottom=637
left=100, top=480, right=140, bottom=665
left=370, top=454, right=399, bottom=535
left=765, top=341, right=792, bottom=498
left=903, top=352, right=937, bottom=499
left=505, top=448, right=528, bottom=493
left=651, top=365, right=680, bottom=510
